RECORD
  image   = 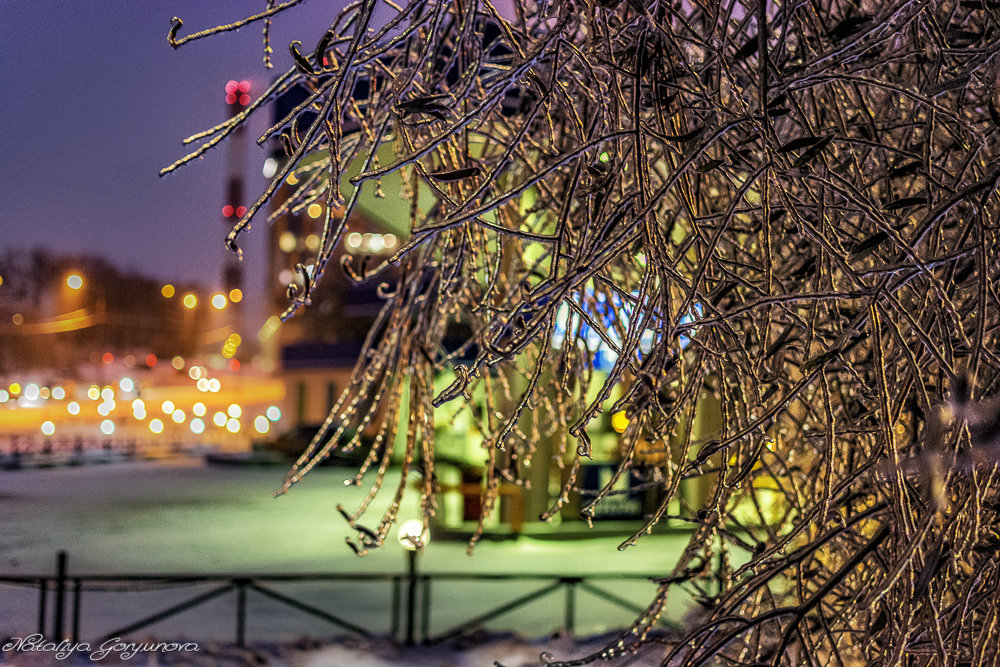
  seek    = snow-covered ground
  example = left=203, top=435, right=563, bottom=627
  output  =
left=0, top=458, right=692, bottom=664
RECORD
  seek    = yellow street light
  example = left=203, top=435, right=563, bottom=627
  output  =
left=182, top=293, right=197, bottom=309
left=397, top=519, right=429, bottom=551
left=66, top=274, right=83, bottom=290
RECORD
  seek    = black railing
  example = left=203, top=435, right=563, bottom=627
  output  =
left=1, top=435, right=152, bottom=469
left=0, top=551, right=678, bottom=647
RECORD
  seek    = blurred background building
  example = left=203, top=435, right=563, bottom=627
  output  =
left=0, top=74, right=717, bottom=537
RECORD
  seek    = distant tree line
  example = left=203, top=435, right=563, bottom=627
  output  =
left=0, top=249, right=203, bottom=375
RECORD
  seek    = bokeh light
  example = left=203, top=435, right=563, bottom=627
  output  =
left=254, top=416, right=270, bottom=434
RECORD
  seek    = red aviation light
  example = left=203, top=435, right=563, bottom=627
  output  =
left=223, top=81, right=251, bottom=106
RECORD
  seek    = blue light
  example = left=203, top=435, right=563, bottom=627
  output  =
left=552, top=285, right=701, bottom=370
left=678, top=302, right=704, bottom=350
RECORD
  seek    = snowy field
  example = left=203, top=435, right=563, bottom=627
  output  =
left=0, top=458, right=692, bottom=665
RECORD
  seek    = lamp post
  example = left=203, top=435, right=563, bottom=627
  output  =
left=59, top=271, right=87, bottom=370
left=60, top=271, right=85, bottom=315
left=397, top=519, right=428, bottom=646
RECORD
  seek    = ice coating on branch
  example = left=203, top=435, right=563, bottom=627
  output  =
left=168, top=0, right=1000, bottom=663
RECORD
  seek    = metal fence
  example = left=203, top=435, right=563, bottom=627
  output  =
left=0, top=551, right=676, bottom=647
left=1, top=435, right=147, bottom=468
left=0, top=435, right=207, bottom=470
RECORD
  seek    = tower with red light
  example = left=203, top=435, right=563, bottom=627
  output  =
left=221, top=80, right=251, bottom=360
left=225, top=79, right=251, bottom=107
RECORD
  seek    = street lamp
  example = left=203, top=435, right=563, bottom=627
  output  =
left=397, top=519, right=428, bottom=646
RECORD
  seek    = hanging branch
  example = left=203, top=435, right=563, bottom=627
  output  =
left=167, top=0, right=1000, bottom=663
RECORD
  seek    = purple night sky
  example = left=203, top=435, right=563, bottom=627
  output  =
left=0, top=2, right=344, bottom=320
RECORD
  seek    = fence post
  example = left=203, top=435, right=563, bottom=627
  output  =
left=53, top=551, right=67, bottom=640
left=563, top=578, right=578, bottom=636
left=405, top=550, right=418, bottom=646
left=235, top=578, right=248, bottom=648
